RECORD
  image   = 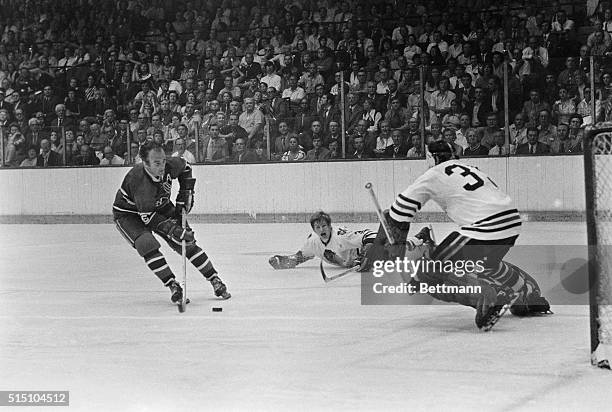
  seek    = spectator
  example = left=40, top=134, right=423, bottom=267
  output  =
left=24, top=117, right=45, bottom=152
left=362, top=98, right=383, bottom=135
left=566, top=115, right=584, bottom=153
left=487, top=130, right=510, bottom=156
left=171, top=138, right=196, bottom=164
left=281, top=74, right=306, bottom=111
left=348, top=136, right=371, bottom=159
left=384, top=129, right=408, bottom=158
left=4, top=124, right=25, bottom=166
left=36, top=138, right=62, bottom=167
left=99, top=146, right=124, bottom=165
left=466, top=87, right=492, bottom=128
left=552, top=87, right=577, bottom=125
left=281, top=136, right=305, bottom=161
left=327, top=140, right=341, bottom=159
left=537, top=109, right=557, bottom=145
left=516, top=127, right=550, bottom=154
left=238, top=97, right=264, bottom=144
left=549, top=123, right=573, bottom=154
left=406, top=134, right=425, bottom=158
left=443, top=128, right=463, bottom=157
left=463, top=129, right=489, bottom=156
left=384, top=97, right=411, bottom=132
left=124, top=142, right=142, bottom=165
left=301, top=120, right=324, bottom=152
left=201, top=123, right=228, bottom=163
left=373, top=120, right=394, bottom=157
left=522, top=90, right=551, bottom=127
left=19, top=146, right=38, bottom=167
left=429, top=77, right=456, bottom=122
left=72, top=143, right=100, bottom=166
left=305, top=135, right=331, bottom=161
left=261, top=61, right=283, bottom=92
left=231, top=137, right=258, bottom=163
left=479, top=113, right=501, bottom=149
left=219, top=113, right=248, bottom=155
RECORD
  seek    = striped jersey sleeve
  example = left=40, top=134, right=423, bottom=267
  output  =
left=339, top=228, right=377, bottom=248
left=388, top=172, right=432, bottom=225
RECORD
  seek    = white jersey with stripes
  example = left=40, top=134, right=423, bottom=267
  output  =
left=389, top=159, right=522, bottom=241
left=301, top=227, right=377, bottom=266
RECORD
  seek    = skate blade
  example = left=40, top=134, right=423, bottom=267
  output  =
left=217, top=292, right=231, bottom=300
left=176, top=298, right=191, bottom=313
left=481, top=293, right=520, bottom=332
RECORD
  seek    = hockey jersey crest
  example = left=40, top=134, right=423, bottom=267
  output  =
left=112, top=157, right=191, bottom=224
left=301, top=227, right=376, bottom=266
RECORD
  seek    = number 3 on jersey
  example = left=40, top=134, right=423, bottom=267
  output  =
left=444, top=164, right=498, bottom=191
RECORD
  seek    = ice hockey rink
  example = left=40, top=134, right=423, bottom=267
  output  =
left=1, top=221, right=611, bottom=411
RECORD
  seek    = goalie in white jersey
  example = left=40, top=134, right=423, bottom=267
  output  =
left=367, top=140, right=550, bottom=330
left=269, top=211, right=376, bottom=270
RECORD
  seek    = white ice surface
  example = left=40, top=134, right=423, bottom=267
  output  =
left=0, top=222, right=611, bottom=411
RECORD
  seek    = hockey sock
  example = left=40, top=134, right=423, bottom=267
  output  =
left=144, top=251, right=175, bottom=285
left=186, top=245, right=217, bottom=280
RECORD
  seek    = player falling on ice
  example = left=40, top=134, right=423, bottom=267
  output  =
left=112, top=143, right=231, bottom=305
left=366, top=141, right=550, bottom=330
left=269, top=211, right=376, bottom=270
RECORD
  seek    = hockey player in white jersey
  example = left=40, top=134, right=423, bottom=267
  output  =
left=367, top=140, right=550, bottom=330
left=269, top=211, right=377, bottom=270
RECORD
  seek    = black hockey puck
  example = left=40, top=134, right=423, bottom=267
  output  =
left=212, top=307, right=223, bottom=312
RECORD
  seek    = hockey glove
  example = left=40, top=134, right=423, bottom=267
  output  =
left=355, top=243, right=373, bottom=272
left=156, top=218, right=195, bottom=246
left=269, top=255, right=297, bottom=269
left=176, top=177, right=196, bottom=215
left=269, top=251, right=312, bottom=269
left=324, top=249, right=352, bottom=267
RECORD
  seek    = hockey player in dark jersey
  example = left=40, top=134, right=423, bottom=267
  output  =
left=366, top=141, right=550, bottom=330
left=113, top=143, right=230, bottom=304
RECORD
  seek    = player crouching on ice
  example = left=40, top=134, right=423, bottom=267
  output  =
left=112, top=142, right=231, bottom=304
left=364, top=141, right=550, bottom=331
left=269, top=211, right=376, bottom=270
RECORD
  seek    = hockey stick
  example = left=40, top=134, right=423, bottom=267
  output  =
left=365, top=182, right=395, bottom=245
left=178, top=210, right=187, bottom=313
left=320, top=261, right=360, bottom=283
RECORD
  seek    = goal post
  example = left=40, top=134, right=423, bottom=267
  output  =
left=584, top=124, right=612, bottom=369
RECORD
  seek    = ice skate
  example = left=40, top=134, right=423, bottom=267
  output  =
left=210, top=276, right=231, bottom=299
left=414, top=226, right=434, bottom=246
left=510, top=291, right=552, bottom=316
left=476, top=285, right=517, bottom=331
left=167, top=279, right=183, bottom=303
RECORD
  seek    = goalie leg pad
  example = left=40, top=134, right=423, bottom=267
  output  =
left=502, top=262, right=551, bottom=316
left=134, top=232, right=162, bottom=257
left=415, top=268, right=485, bottom=308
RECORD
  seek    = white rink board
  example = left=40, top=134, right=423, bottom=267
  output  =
left=1, top=221, right=611, bottom=411
left=0, top=156, right=584, bottom=216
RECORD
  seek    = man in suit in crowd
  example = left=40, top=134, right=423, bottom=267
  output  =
left=516, top=127, right=551, bottom=154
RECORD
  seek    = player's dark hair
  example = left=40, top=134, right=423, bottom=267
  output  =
left=309, top=211, right=331, bottom=229
left=139, top=142, right=164, bottom=162
left=428, top=140, right=454, bottom=164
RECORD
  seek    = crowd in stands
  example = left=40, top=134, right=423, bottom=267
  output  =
left=0, top=0, right=610, bottom=167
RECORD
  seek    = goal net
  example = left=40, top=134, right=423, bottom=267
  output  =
left=584, top=126, right=612, bottom=369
